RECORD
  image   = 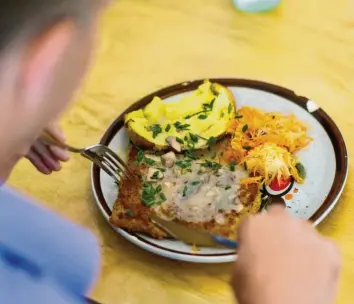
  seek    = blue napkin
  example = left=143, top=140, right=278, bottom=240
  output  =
left=0, top=186, right=100, bottom=304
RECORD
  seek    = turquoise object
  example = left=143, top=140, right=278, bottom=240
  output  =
left=232, top=0, right=280, bottom=13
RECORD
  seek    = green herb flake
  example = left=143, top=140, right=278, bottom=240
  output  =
left=182, top=185, right=188, bottom=197
left=203, top=98, right=216, bottom=112
left=185, top=149, right=198, bottom=160
left=235, top=114, right=243, bottom=119
left=159, top=193, right=167, bottom=202
left=174, top=121, right=190, bottom=132
left=151, top=171, right=160, bottom=180
left=201, top=160, right=222, bottom=170
left=151, top=124, right=162, bottom=139
left=243, top=145, right=252, bottom=151
left=229, top=161, right=236, bottom=172
left=228, top=104, right=232, bottom=114
left=184, top=135, right=188, bottom=141
left=155, top=184, right=162, bottom=194
left=220, top=112, right=225, bottom=118
left=144, top=157, right=156, bottom=166
left=244, top=162, right=248, bottom=171
left=157, top=167, right=166, bottom=172
left=124, top=209, right=135, bottom=217
left=189, top=133, right=199, bottom=143
left=225, top=186, right=231, bottom=190
left=175, top=160, right=191, bottom=169
left=191, top=181, right=200, bottom=186
left=198, top=114, right=208, bottom=120
left=295, top=162, right=306, bottom=179
left=165, top=124, right=171, bottom=132
left=242, top=124, right=249, bottom=133
left=206, top=136, right=217, bottom=146
left=141, top=182, right=156, bottom=207
left=176, top=137, right=184, bottom=144
left=137, top=150, right=144, bottom=163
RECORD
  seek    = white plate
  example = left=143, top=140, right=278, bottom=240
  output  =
left=91, top=79, right=348, bottom=263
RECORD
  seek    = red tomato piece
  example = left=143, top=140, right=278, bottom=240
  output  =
left=269, top=177, right=291, bottom=191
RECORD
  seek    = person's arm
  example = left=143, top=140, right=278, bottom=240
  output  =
left=232, top=206, right=341, bottom=304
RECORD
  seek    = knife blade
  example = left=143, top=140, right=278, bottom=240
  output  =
left=150, top=215, right=238, bottom=249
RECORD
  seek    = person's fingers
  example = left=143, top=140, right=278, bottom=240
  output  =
left=45, top=121, right=66, bottom=143
left=48, top=145, right=70, bottom=162
left=266, top=204, right=289, bottom=216
left=26, top=150, right=51, bottom=175
left=32, top=141, right=62, bottom=171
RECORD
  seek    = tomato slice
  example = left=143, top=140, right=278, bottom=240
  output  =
left=269, top=177, right=291, bottom=191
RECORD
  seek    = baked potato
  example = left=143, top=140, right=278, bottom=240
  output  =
left=125, top=80, right=236, bottom=151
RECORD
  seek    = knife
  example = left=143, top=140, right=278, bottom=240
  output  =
left=150, top=215, right=238, bottom=249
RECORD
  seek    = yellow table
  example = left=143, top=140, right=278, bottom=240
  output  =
left=9, top=0, right=354, bottom=303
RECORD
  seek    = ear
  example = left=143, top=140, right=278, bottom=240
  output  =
left=20, top=20, right=75, bottom=110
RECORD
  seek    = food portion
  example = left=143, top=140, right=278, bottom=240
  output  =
left=222, top=106, right=311, bottom=186
left=110, top=81, right=311, bottom=241
left=125, top=81, right=236, bottom=151
left=110, top=144, right=261, bottom=240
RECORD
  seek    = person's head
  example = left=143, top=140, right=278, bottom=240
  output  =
left=0, top=1, right=108, bottom=180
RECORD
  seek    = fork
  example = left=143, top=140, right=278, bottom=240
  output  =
left=40, top=133, right=134, bottom=182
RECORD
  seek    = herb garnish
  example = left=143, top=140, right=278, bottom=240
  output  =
left=124, top=209, right=135, bottom=217
left=159, top=193, right=167, bottom=202
left=182, top=185, right=188, bottom=197
left=165, top=124, right=171, bottom=132
left=176, top=137, right=184, bottom=144
left=242, top=124, right=249, bottom=133
left=141, top=182, right=157, bottom=206
left=198, top=114, right=208, bottom=120
left=295, top=162, right=306, bottom=179
left=137, top=150, right=144, bottom=163
left=244, top=162, right=248, bottom=171
left=174, top=121, right=190, bottom=132
left=144, top=157, right=156, bottom=166
left=191, top=181, right=200, bottom=186
left=155, top=184, right=162, bottom=194
left=189, top=133, right=199, bottom=143
left=203, top=98, right=215, bottom=112
left=206, top=136, right=217, bottom=146
left=185, top=111, right=206, bottom=119
left=229, top=161, right=236, bottom=172
left=243, top=145, right=252, bottom=151
left=201, top=160, right=222, bottom=170
left=176, top=160, right=191, bottom=168
left=228, top=104, right=232, bottom=114
left=185, top=149, right=198, bottom=160
left=151, top=124, right=162, bottom=138
left=235, top=114, right=243, bottom=119
left=150, top=171, right=161, bottom=180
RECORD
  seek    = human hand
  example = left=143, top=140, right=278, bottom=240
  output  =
left=232, top=206, right=341, bottom=304
left=26, top=123, right=70, bottom=174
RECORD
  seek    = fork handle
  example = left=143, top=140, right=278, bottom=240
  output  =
left=40, top=133, right=82, bottom=153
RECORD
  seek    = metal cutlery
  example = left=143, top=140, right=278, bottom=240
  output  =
left=41, top=133, right=134, bottom=182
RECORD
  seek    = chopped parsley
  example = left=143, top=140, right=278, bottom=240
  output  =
left=228, top=104, right=232, bottom=114
left=182, top=185, right=188, bottom=197
left=157, top=167, right=166, bottom=172
left=124, top=209, right=135, bottom=217
left=189, top=133, right=199, bottom=143
left=144, top=157, right=156, bottom=166
left=242, top=124, right=248, bottom=133
left=174, top=121, right=190, bottom=132
left=159, top=193, right=167, bottom=202
left=175, top=160, right=191, bottom=169
left=203, top=98, right=215, bottom=112
left=198, top=114, right=208, bottom=120
left=244, top=162, right=248, bottom=171
left=155, top=184, right=162, bottom=194
left=165, top=124, right=171, bottom=132
left=201, top=160, right=222, bottom=170
left=150, top=171, right=161, bottom=180
left=206, top=136, right=217, bottom=146
left=151, top=124, right=162, bottom=138
left=137, top=150, right=144, bottom=163
left=185, top=111, right=206, bottom=119
left=191, top=181, right=200, bottom=186
left=295, top=162, right=306, bottom=179
left=229, top=161, right=236, bottom=172
left=185, top=149, right=198, bottom=160
left=243, top=145, right=252, bottom=151
left=176, top=137, right=184, bottom=144
left=235, top=114, right=243, bottom=119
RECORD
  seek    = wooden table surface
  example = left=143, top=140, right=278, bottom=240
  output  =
left=9, top=0, right=354, bottom=303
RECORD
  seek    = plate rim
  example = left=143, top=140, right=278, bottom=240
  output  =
left=91, top=78, right=348, bottom=262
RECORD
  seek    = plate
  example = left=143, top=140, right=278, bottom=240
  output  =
left=91, top=79, right=348, bottom=263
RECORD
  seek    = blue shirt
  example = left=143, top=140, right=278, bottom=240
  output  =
left=0, top=186, right=100, bottom=304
